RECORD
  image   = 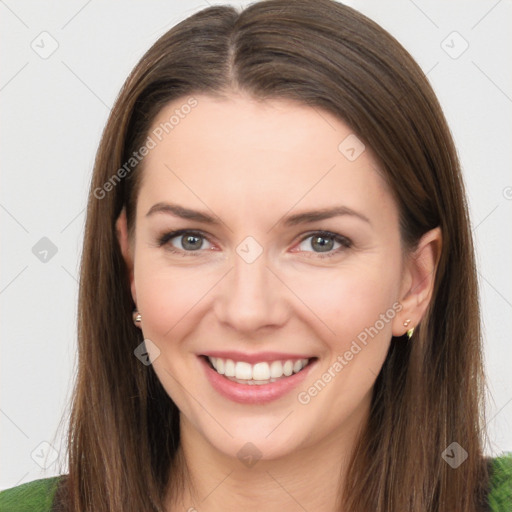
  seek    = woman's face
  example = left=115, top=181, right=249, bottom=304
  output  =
left=119, top=93, right=415, bottom=461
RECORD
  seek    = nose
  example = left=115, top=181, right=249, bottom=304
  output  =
left=213, top=248, right=289, bottom=335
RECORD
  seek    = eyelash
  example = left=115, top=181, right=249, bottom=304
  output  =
left=156, top=229, right=352, bottom=259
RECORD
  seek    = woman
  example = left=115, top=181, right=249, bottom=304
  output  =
left=1, top=0, right=510, bottom=510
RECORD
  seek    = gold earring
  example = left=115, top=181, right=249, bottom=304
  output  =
left=403, top=319, right=414, bottom=339
left=132, top=310, right=142, bottom=326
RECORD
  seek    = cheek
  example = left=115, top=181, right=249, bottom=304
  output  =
left=295, top=269, right=400, bottom=421
left=289, top=262, right=400, bottom=348
left=132, top=261, right=210, bottom=407
left=133, top=257, right=215, bottom=340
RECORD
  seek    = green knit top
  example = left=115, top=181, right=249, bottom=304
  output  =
left=1, top=454, right=511, bottom=511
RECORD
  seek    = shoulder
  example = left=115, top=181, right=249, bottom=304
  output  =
left=487, top=452, right=512, bottom=512
left=0, top=475, right=63, bottom=512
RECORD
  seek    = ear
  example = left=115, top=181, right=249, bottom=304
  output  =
left=392, top=227, right=442, bottom=337
left=115, top=207, right=137, bottom=305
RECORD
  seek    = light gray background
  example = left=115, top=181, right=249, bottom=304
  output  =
left=1, top=0, right=511, bottom=490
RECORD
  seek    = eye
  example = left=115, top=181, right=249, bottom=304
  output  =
left=295, top=231, right=352, bottom=257
left=158, top=229, right=213, bottom=253
left=156, top=229, right=351, bottom=258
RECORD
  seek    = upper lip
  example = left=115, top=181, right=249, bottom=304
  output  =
left=200, top=351, right=315, bottom=364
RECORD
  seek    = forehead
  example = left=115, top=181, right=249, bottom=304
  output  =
left=147, top=93, right=362, bottom=170
left=137, top=93, right=397, bottom=228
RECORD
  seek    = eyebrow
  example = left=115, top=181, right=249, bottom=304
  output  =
left=145, top=202, right=371, bottom=227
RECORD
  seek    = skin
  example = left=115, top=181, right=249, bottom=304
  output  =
left=116, top=92, right=441, bottom=511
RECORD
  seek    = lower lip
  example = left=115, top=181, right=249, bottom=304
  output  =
left=199, top=356, right=317, bottom=404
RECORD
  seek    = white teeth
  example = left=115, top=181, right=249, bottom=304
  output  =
left=224, top=359, right=235, bottom=377
left=235, top=361, right=252, bottom=380
left=252, top=362, right=270, bottom=381
left=269, top=360, right=283, bottom=378
left=283, top=360, right=293, bottom=376
left=207, top=356, right=310, bottom=384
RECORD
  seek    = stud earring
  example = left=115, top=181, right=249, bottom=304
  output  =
left=132, top=310, right=142, bottom=326
left=403, top=319, right=414, bottom=340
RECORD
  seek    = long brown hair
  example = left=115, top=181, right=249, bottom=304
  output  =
left=54, top=1, right=489, bottom=510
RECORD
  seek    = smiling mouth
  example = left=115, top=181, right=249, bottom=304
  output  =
left=202, top=355, right=317, bottom=385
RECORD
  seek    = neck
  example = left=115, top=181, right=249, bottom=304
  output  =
left=165, top=398, right=370, bottom=512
